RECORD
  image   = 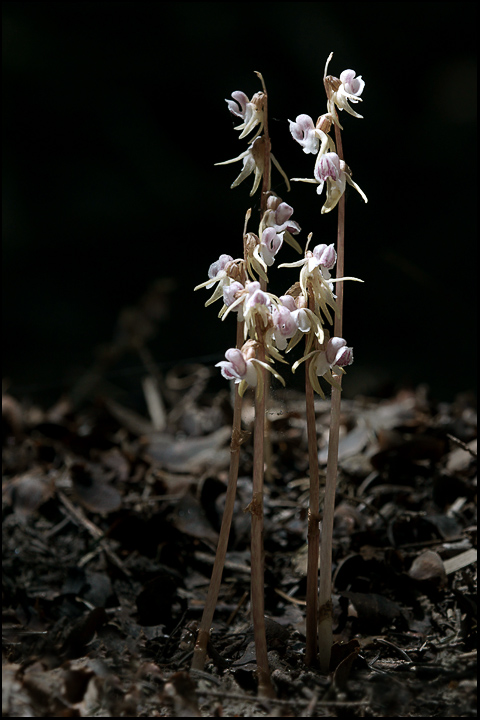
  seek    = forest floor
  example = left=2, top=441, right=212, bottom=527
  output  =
left=2, top=365, right=477, bottom=717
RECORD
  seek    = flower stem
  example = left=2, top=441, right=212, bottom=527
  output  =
left=248, top=326, right=275, bottom=698
left=305, top=290, right=321, bottom=667
left=318, top=120, right=345, bottom=673
left=191, top=320, right=245, bottom=671
left=248, top=76, right=274, bottom=696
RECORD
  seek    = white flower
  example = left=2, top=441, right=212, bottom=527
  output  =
left=264, top=196, right=301, bottom=236
left=207, top=254, right=234, bottom=287
left=340, top=69, right=365, bottom=99
left=216, top=347, right=258, bottom=387
left=194, top=253, right=243, bottom=306
left=292, top=151, right=367, bottom=214
left=271, top=299, right=311, bottom=351
left=289, top=114, right=320, bottom=154
left=216, top=136, right=290, bottom=197
left=289, top=113, right=336, bottom=158
left=292, top=336, right=354, bottom=398
left=226, top=90, right=264, bottom=141
left=324, top=53, right=365, bottom=125
left=314, top=337, right=353, bottom=377
left=216, top=343, right=285, bottom=398
left=258, top=227, right=283, bottom=267
left=216, top=136, right=266, bottom=196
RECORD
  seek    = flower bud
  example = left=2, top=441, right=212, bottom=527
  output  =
left=316, top=113, right=334, bottom=134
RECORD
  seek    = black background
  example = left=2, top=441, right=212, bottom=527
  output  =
left=3, top=2, right=477, bottom=405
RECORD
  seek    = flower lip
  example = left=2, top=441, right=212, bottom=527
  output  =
left=289, top=114, right=319, bottom=155
left=325, top=337, right=354, bottom=367
left=312, top=243, right=337, bottom=270
left=260, top=227, right=283, bottom=267
left=223, top=281, right=244, bottom=307
left=226, top=91, right=249, bottom=118
left=208, top=254, right=234, bottom=279
left=339, top=69, right=365, bottom=98
left=315, top=152, right=341, bottom=183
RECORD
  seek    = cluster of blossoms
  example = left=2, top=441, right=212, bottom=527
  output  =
left=195, top=60, right=364, bottom=398
left=289, top=54, right=368, bottom=214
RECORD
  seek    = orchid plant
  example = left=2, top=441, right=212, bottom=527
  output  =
left=191, top=55, right=366, bottom=690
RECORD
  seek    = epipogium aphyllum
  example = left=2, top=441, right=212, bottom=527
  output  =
left=192, top=54, right=367, bottom=690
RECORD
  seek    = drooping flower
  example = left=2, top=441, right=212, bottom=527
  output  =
left=260, top=194, right=303, bottom=256
left=270, top=296, right=312, bottom=351
left=216, top=341, right=285, bottom=398
left=258, top=227, right=283, bottom=267
left=207, top=254, right=235, bottom=286
left=289, top=114, right=336, bottom=158
left=289, top=114, right=320, bottom=154
left=263, top=195, right=301, bottom=236
left=226, top=90, right=265, bottom=141
left=324, top=52, right=365, bottom=125
left=291, top=151, right=367, bottom=214
left=216, top=347, right=258, bottom=387
left=194, top=253, right=244, bottom=306
left=222, top=280, right=245, bottom=319
left=216, top=136, right=290, bottom=197
left=216, top=136, right=266, bottom=196
left=314, top=336, right=353, bottom=377
left=292, top=335, right=354, bottom=398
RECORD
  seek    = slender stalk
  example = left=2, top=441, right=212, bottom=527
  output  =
left=247, top=73, right=275, bottom=697
left=304, top=290, right=321, bottom=667
left=248, top=328, right=275, bottom=698
left=191, top=320, right=245, bottom=671
left=317, top=120, right=345, bottom=673
left=257, top=70, right=274, bottom=485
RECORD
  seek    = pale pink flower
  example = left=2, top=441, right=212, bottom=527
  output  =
left=216, top=347, right=257, bottom=387
left=315, top=337, right=354, bottom=377
left=225, top=90, right=264, bottom=140
left=340, top=69, right=365, bottom=99
left=271, top=301, right=311, bottom=350
left=324, top=53, right=365, bottom=122
left=259, top=227, right=283, bottom=267
left=207, top=254, right=234, bottom=285
left=289, top=114, right=319, bottom=154
left=265, top=197, right=301, bottom=235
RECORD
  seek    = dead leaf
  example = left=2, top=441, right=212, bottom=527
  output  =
left=408, top=550, right=447, bottom=585
left=143, top=426, right=231, bottom=473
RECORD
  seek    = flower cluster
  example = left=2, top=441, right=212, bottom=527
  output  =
left=289, top=53, right=368, bottom=214
left=195, top=66, right=360, bottom=398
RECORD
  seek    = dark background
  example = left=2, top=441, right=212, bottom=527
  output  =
left=3, top=1, right=477, bottom=407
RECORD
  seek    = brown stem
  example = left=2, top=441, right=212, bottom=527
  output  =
left=318, top=118, right=345, bottom=673
left=257, top=72, right=274, bottom=486
left=248, top=329, right=275, bottom=698
left=256, top=70, right=271, bottom=215
left=304, top=291, right=320, bottom=667
left=317, top=380, right=341, bottom=673
left=191, top=320, right=245, bottom=671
